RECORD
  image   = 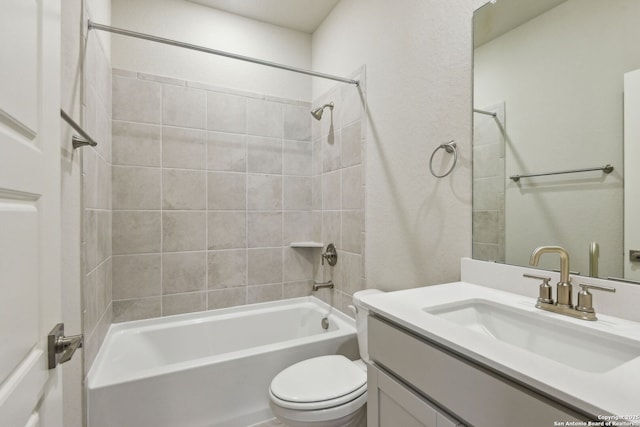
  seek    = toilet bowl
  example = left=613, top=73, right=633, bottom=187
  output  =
left=268, top=289, right=383, bottom=427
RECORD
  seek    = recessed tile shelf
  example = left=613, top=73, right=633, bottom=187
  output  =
left=289, top=241, right=324, bottom=248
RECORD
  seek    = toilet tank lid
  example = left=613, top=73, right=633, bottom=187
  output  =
left=352, top=289, right=383, bottom=306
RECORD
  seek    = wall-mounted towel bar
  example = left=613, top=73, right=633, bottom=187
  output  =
left=510, top=164, right=614, bottom=182
left=60, top=109, right=98, bottom=149
left=473, top=108, right=497, bottom=117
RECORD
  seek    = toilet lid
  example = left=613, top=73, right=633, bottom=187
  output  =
left=270, top=355, right=366, bottom=404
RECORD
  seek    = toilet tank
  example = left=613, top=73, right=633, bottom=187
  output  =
left=352, top=289, right=383, bottom=363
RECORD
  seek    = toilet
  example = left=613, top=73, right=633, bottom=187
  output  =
left=269, top=289, right=383, bottom=427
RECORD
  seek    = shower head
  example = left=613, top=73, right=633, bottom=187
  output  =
left=310, top=102, right=334, bottom=120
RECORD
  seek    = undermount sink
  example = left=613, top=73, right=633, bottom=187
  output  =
left=423, top=299, right=640, bottom=373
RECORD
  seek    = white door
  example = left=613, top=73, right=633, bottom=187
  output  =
left=0, top=0, right=63, bottom=426
left=624, top=69, right=640, bottom=282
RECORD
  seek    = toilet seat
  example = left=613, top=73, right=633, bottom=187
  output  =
left=269, top=355, right=367, bottom=411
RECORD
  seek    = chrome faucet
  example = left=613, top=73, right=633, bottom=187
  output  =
left=525, top=246, right=616, bottom=320
left=529, top=246, right=572, bottom=307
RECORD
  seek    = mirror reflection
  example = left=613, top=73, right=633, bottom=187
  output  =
left=472, top=0, right=640, bottom=281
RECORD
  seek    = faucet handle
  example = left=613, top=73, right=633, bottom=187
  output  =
left=576, top=283, right=616, bottom=314
left=523, top=274, right=554, bottom=304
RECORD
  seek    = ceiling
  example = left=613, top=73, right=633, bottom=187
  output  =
left=187, top=0, right=340, bottom=33
left=474, top=0, right=567, bottom=47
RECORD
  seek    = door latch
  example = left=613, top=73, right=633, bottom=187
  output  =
left=48, top=323, right=83, bottom=369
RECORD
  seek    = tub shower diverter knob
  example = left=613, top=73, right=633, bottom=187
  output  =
left=321, top=243, right=338, bottom=266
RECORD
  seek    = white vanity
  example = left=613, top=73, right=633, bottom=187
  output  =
left=361, top=258, right=640, bottom=427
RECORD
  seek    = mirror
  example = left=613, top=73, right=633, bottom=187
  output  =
left=472, top=0, right=640, bottom=281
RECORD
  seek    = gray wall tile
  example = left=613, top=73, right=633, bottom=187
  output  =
left=208, top=211, right=246, bottom=250
left=207, top=132, right=246, bottom=172
left=283, top=281, right=313, bottom=299
left=283, top=212, right=313, bottom=244
left=162, top=251, right=207, bottom=294
left=248, top=283, right=283, bottom=304
left=162, top=169, right=206, bottom=210
left=247, top=174, right=282, bottom=210
left=342, top=210, right=362, bottom=254
left=162, top=127, right=206, bottom=170
left=207, top=91, right=246, bottom=133
left=208, top=288, right=245, bottom=310
left=248, top=212, right=282, bottom=248
left=283, top=248, right=313, bottom=282
left=341, top=166, right=361, bottom=210
left=112, top=75, right=161, bottom=124
left=284, top=176, right=312, bottom=210
left=162, top=292, right=206, bottom=316
left=162, top=84, right=206, bottom=129
left=113, top=297, right=161, bottom=323
left=283, top=103, right=311, bottom=141
left=322, top=171, right=341, bottom=210
left=112, top=166, right=161, bottom=210
left=248, top=248, right=283, bottom=285
left=112, top=211, right=161, bottom=254
left=283, top=140, right=312, bottom=176
left=208, top=172, right=246, bottom=210
left=207, top=249, right=247, bottom=289
left=112, top=121, right=161, bottom=167
left=112, top=254, right=161, bottom=300
left=162, top=211, right=206, bottom=252
left=247, top=98, right=282, bottom=138
left=247, top=136, right=282, bottom=174
left=341, top=121, right=361, bottom=167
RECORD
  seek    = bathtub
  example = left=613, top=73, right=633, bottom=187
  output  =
left=87, top=296, right=358, bottom=427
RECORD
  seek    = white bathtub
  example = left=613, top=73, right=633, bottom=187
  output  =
left=87, top=297, right=358, bottom=427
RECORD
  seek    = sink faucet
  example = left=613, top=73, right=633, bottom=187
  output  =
left=526, top=245, right=616, bottom=320
left=529, top=246, right=572, bottom=307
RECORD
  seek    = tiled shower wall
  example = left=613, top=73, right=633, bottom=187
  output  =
left=82, top=13, right=113, bottom=370
left=312, top=69, right=367, bottom=313
left=472, top=103, right=505, bottom=263
left=110, top=70, right=320, bottom=321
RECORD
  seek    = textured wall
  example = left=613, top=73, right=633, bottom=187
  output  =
left=110, top=70, right=319, bottom=322
left=110, top=0, right=312, bottom=100
left=312, top=0, right=474, bottom=290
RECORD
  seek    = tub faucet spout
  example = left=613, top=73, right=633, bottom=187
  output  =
left=529, top=246, right=572, bottom=307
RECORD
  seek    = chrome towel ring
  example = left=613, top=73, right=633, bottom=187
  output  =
left=429, top=140, right=457, bottom=178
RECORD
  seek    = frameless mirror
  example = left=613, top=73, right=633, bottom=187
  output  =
left=472, top=0, right=640, bottom=282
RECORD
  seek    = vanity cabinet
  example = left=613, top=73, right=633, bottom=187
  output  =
left=367, top=316, right=588, bottom=427
left=368, top=364, right=461, bottom=427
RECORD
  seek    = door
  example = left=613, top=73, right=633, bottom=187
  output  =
left=624, top=69, right=640, bottom=281
left=0, top=1, right=63, bottom=426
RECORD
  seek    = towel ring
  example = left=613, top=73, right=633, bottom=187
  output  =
left=429, top=141, right=457, bottom=178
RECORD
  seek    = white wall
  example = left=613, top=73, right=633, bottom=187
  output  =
left=111, top=0, right=312, bottom=100
left=475, top=0, right=640, bottom=278
left=312, top=0, right=474, bottom=291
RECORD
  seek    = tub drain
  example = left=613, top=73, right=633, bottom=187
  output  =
left=321, top=317, right=329, bottom=330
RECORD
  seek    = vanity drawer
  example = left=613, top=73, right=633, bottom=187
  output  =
left=368, top=316, right=587, bottom=427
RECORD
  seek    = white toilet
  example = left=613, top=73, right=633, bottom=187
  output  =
left=269, top=289, right=383, bottom=427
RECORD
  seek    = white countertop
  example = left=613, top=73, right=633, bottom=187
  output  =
left=360, top=281, right=640, bottom=421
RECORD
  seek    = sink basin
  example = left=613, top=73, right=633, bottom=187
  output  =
left=423, top=299, right=640, bottom=373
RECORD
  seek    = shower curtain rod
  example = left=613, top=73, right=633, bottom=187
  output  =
left=88, top=21, right=360, bottom=86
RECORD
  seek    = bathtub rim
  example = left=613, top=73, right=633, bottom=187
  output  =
left=87, top=296, right=356, bottom=389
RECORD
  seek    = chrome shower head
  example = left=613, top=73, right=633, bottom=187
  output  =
left=310, top=102, right=334, bottom=120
